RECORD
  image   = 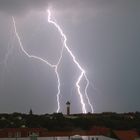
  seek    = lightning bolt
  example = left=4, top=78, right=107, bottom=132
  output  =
left=12, top=16, right=63, bottom=113
left=12, top=8, right=94, bottom=114
left=47, top=9, right=94, bottom=113
left=0, top=26, right=14, bottom=66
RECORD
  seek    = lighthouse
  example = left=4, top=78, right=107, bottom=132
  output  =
left=66, top=101, right=70, bottom=115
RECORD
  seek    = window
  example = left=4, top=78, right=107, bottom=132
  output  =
left=8, top=132, right=12, bottom=138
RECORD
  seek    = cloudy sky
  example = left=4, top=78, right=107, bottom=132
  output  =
left=0, top=0, right=140, bottom=114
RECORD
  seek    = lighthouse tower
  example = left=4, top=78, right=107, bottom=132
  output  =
left=66, top=101, right=70, bottom=115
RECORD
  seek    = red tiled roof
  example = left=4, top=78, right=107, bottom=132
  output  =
left=89, top=127, right=110, bottom=136
left=114, top=130, right=140, bottom=140
left=0, top=128, right=48, bottom=138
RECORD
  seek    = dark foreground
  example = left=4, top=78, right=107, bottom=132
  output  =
left=0, top=112, right=140, bottom=130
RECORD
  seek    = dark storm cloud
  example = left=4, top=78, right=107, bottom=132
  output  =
left=0, top=0, right=114, bottom=17
left=0, top=0, right=80, bottom=15
left=0, top=0, right=133, bottom=24
left=0, top=0, right=140, bottom=114
left=0, top=0, right=50, bottom=15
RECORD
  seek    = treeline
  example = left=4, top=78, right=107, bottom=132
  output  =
left=0, top=112, right=140, bottom=130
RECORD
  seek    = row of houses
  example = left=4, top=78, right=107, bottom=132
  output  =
left=0, top=128, right=47, bottom=138
left=0, top=127, right=139, bottom=140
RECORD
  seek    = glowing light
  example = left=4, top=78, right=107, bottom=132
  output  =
left=12, top=16, right=63, bottom=113
left=47, top=9, right=94, bottom=113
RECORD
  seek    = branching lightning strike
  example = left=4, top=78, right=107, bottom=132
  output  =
left=12, top=16, right=63, bottom=113
left=47, top=9, right=94, bottom=113
left=12, top=8, right=94, bottom=114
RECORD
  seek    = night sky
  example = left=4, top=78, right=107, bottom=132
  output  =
left=0, top=0, right=140, bottom=114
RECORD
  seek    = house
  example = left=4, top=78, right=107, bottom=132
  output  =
left=0, top=128, right=48, bottom=138
left=88, top=127, right=111, bottom=137
left=113, top=130, right=140, bottom=140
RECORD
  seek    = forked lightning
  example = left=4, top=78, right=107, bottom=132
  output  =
left=47, top=9, right=94, bottom=113
left=12, top=16, right=63, bottom=113
left=12, top=8, right=94, bottom=114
